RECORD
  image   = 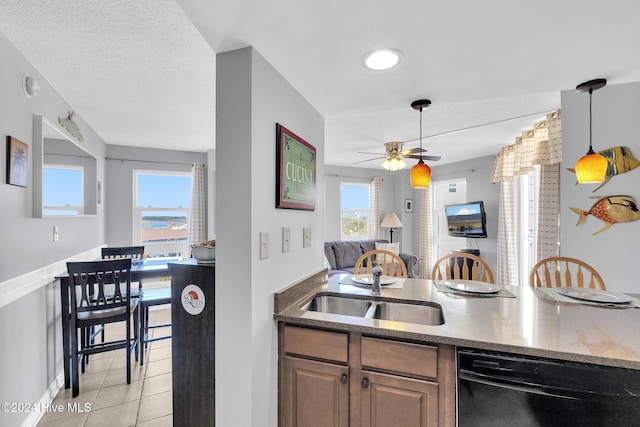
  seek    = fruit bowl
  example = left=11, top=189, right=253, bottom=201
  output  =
left=191, top=240, right=216, bottom=263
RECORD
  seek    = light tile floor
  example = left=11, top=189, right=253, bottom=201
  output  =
left=37, top=308, right=173, bottom=427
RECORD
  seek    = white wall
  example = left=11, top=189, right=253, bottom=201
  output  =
left=560, top=81, right=640, bottom=293
left=215, top=47, right=325, bottom=427
left=0, top=31, right=107, bottom=427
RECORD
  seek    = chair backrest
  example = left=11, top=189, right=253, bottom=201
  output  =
left=67, top=259, right=133, bottom=316
left=431, top=253, right=495, bottom=283
left=101, top=246, right=145, bottom=259
left=529, top=256, right=606, bottom=290
left=354, top=250, right=407, bottom=278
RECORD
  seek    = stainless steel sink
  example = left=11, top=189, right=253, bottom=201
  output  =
left=300, top=294, right=444, bottom=326
left=371, top=301, right=444, bottom=326
left=301, top=295, right=372, bottom=317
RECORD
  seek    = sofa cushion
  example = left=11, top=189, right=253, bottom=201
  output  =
left=324, top=242, right=337, bottom=270
left=332, top=241, right=363, bottom=270
left=359, top=240, right=378, bottom=254
left=375, top=241, right=400, bottom=255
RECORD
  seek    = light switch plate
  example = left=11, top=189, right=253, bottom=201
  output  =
left=303, top=227, right=312, bottom=248
left=260, top=232, right=269, bottom=259
left=53, top=225, right=59, bottom=242
left=282, top=227, right=291, bottom=253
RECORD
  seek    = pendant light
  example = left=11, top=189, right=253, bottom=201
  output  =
left=575, top=79, right=608, bottom=183
left=410, top=99, right=432, bottom=188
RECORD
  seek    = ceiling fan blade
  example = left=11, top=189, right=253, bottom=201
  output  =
left=404, top=154, right=442, bottom=161
left=357, top=151, right=386, bottom=155
left=352, top=156, right=387, bottom=165
left=399, top=147, right=426, bottom=155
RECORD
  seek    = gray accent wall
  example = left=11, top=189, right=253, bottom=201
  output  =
left=216, top=47, right=325, bottom=426
left=0, top=31, right=106, bottom=427
left=105, top=144, right=209, bottom=248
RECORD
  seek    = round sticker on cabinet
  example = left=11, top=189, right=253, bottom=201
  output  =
left=181, top=284, right=205, bottom=315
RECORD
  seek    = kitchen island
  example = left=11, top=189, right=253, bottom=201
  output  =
left=275, top=271, right=640, bottom=426
left=275, top=272, right=640, bottom=369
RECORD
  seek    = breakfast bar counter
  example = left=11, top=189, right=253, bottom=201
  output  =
left=274, top=272, right=640, bottom=369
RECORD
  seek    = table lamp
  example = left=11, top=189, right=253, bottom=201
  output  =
left=380, top=212, right=403, bottom=243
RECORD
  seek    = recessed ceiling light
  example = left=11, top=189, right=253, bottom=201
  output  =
left=363, top=49, right=402, bottom=71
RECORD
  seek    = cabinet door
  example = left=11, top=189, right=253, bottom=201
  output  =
left=360, top=370, right=438, bottom=427
left=282, top=356, right=349, bottom=427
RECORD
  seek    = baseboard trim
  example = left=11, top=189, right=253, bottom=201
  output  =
left=20, top=372, right=65, bottom=427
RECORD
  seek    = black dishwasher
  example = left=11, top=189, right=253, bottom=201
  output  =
left=457, top=348, right=640, bottom=427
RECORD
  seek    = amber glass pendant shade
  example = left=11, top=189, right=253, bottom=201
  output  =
left=575, top=149, right=608, bottom=183
left=410, top=159, right=431, bottom=188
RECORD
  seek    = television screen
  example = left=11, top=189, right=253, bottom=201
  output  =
left=445, top=201, right=487, bottom=238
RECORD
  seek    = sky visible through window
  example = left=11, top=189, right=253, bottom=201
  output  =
left=43, top=167, right=82, bottom=206
left=137, top=174, right=191, bottom=207
left=341, top=184, right=369, bottom=209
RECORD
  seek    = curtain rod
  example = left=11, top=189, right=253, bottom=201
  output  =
left=325, top=173, right=384, bottom=181
left=105, top=157, right=204, bottom=167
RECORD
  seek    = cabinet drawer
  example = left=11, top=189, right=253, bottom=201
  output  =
left=283, top=326, right=348, bottom=363
left=361, top=337, right=438, bottom=378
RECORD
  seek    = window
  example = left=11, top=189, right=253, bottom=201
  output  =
left=43, top=165, right=84, bottom=215
left=134, top=171, right=191, bottom=257
left=516, top=166, right=540, bottom=286
left=340, top=183, right=370, bottom=240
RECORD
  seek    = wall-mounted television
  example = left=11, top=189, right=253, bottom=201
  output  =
left=444, top=201, right=488, bottom=238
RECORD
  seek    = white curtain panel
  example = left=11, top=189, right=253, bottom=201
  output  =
left=497, top=181, right=519, bottom=286
left=369, top=177, right=382, bottom=239
left=418, top=187, right=433, bottom=279
left=188, top=162, right=206, bottom=253
left=491, top=110, right=561, bottom=285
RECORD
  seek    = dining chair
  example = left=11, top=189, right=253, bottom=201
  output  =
left=139, top=288, right=172, bottom=366
left=354, top=249, right=408, bottom=278
left=67, top=259, right=139, bottom=397
left=431, top=253, right=495, bottom=283
left=529, top=256, right=606, bottom=290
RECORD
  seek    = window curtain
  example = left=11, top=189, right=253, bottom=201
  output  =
left=188, top=162, right=206, bottom=255
left=369, top=177, right=382, bottom=239
left=418, top=187, right=433, bottom=279
left=490, top=110, right=562, bottom=285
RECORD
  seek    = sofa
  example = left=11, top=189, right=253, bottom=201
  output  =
left=324, top=239, right=419, bottom=278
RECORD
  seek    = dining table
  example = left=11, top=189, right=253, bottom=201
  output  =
left=55, top=257, right=180, bottom=390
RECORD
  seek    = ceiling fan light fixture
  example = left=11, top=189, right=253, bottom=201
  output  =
left=363, top=49, right=402, bottom=71
left=382, top=157, right=406, bottom=171
left=575, top=78, right=608, bottom=184
left=410, top=99, right=432, bottom=188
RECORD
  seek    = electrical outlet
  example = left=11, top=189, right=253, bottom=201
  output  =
left=260, top=232, right=269, bottom=259
left=282, top=227, right=291, bottom=253
left=303, top=227, right=312, bottom=248
left=53, top=225, right=59, bottom=242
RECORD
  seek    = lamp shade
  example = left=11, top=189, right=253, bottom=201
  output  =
left=410, top=160, right=431, bottom=188
left=380, top=212, right=403, bottom=228
left=575, top=150, right=608, bottom=183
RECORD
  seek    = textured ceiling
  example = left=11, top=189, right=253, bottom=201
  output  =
left=2, top=1, right=640, bottom=167
left=0, top=0, right=215, bottom=152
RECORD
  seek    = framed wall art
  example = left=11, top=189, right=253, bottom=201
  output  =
left=6, top=136, right=28, bottom=187
left=276, top=123, right=316, bottom=210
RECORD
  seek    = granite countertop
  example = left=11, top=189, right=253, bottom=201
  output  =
left=274, top=272, right=640, bottom=370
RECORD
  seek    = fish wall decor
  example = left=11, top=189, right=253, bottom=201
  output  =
left=570, top=195, right=640, bottom=235
left=58, top=111, right=84, bottom=143
left=567, top=146, right=639, bottom=191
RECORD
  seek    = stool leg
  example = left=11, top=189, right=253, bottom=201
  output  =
left=140, top=304, right=146, bottom=366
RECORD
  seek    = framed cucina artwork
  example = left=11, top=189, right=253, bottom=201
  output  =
left=276, top=123, right=316, bottom=211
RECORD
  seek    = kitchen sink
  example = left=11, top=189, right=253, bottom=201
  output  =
left=300, top=294, right=444, bottom=326
left=371, top=301, right=444, bottom=326
left=301, top=295, right=372, bottom=317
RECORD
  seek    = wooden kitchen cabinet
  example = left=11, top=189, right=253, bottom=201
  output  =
left=279, top=324, right=455, bottom=426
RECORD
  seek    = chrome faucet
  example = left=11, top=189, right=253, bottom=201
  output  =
left=371, top=261, right=383, bottom=296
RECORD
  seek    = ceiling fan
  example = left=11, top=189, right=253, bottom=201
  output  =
left=353, top=141, right=441, bottom=171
